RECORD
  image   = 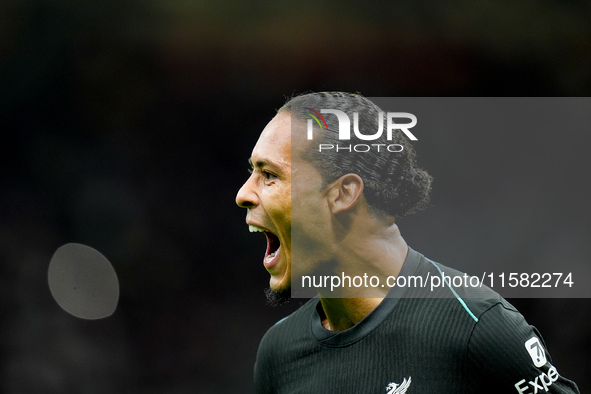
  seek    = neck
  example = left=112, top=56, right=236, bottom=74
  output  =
left=318, top=223, right=408, bottom=331
left=318, top=297, right=383, bottom=331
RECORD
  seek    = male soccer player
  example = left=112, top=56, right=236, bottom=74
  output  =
left=236, top=92, right=579, bottom=393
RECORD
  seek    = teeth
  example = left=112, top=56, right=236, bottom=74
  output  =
left=249, top=225, right=266, bottom=233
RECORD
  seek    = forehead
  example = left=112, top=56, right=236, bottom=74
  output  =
left=250, top=113, right=291, bottom=172
left=250, top=111, right=316, bottom=171
left=252, top=112, right=291, bottom=159
left=252, top=111, right=309, bottom=166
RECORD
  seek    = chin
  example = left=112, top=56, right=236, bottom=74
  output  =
left=269, top=255, right=291, bottom=289
left=269, top=274, right=291, bottom=292
left=265, top=285, right=291, bottom=306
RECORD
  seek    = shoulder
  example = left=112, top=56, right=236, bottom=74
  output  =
left=260, top=298, right=317, bottom=342
left=256, top=298, right=318, bottom=364
left=412, top=253, right=506, bottom=322
left=413, top=253, right=579, bottom=392
left=254, top=299, right=318, bottom=393
left=466, top=302, right=579, bottom=392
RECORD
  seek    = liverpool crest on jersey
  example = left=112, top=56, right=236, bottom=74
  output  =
left=386, top=377, right=412, bottom=394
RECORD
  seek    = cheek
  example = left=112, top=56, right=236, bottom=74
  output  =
left=291, top=176, right=320, bottom=205
left=263, top=186, right=292, bottom=222
left=291, top=192, right=329, bottom=239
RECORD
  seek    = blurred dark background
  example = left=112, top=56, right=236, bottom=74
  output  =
left=1, top=0, right=590, bottom=392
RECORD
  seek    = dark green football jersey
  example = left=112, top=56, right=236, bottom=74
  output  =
left=254, top=248, right=579, bottom=393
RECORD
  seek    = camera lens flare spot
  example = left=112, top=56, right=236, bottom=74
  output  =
left=47, top=243, right=119, bottom=320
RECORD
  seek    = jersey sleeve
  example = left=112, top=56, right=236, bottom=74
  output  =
left=466, top=301, right=579, bottom=393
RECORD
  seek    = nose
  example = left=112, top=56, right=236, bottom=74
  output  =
left=236, top=175, right=258, bottom=208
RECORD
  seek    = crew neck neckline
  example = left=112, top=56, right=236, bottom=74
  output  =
left=310, top=247, right=422, bottom=347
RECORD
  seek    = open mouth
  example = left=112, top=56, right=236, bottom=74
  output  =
left=264, top=231, right=281, bottom=262
left=249, top=225, right=281, bottom=267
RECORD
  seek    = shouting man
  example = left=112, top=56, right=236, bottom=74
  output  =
left=236, top=92, right=579, bottom=393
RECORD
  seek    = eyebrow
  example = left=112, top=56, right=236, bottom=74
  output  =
left=248, top=158, right=272, bottom=169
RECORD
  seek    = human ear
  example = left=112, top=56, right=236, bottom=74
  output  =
left=327, top=174, right=364, bottom=214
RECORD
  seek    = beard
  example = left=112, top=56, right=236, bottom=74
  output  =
left=264, top=286, right=291, bottom=307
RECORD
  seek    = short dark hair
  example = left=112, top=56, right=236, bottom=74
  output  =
left=279, top=92, right=432, bottom=218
